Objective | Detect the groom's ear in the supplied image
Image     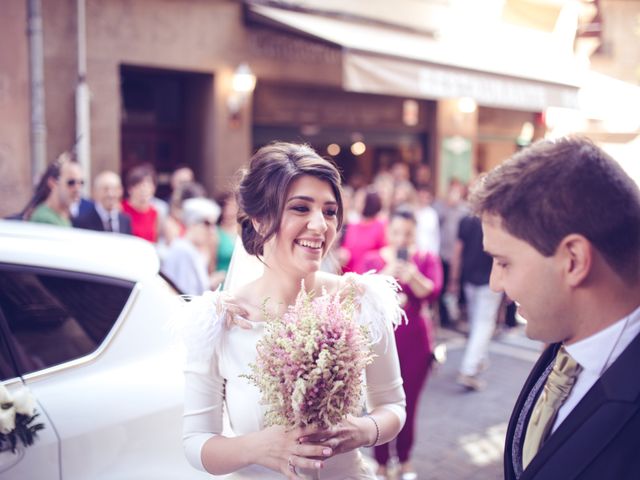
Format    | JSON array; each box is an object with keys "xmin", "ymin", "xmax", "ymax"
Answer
[{"xmin": 557, "ymin": 233, "xmax": 592, "ymax": 288}]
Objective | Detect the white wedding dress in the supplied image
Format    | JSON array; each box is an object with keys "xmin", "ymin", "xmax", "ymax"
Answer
[{"xmin": 181, "ymin": 272, "xmax": 407, "ymax": 479}]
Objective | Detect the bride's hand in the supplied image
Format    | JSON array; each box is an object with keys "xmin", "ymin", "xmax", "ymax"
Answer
[
  {"xmin": 256, "ymin": 425, "xmax": 332, "ymax": 479},
  {"xmin": 299, "ymin": 415, "xmax": 374, "ymax": 458},
  {"xmin": 216, "ymin": 291, "xmax": 252, "ymax": 329}
]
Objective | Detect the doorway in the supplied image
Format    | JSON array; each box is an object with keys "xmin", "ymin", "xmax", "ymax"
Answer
[{"xmin": 120, "ymin": 66, "xmax": 211, "ymax": 199}]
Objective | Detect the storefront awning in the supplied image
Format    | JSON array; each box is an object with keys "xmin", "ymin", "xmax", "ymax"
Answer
[{"xmin": 247, "ymin": 3, "xmax": 581, "ymax": 111}]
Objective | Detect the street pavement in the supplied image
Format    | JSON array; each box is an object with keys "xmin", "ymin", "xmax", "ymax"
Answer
[{"xmin": 365, "ymin": 324, "xmax": 543, "ymax": 480}]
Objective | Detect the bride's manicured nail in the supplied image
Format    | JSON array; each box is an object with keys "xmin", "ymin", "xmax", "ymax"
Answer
[
  {"xmin": 299, "ymin": 437, "xmax": 306, "ymax": 443},
  {"xmin": 315, "ymin": 461, "xmax": 323, "ymax": 469},
  {"xmin": 323, "ymin": 448, "xmax": 332, "ymax": 456}
]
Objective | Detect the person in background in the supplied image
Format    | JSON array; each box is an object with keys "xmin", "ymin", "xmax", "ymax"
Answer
[
  {"xmin": 154, "ymin": 165, "xmax": 195, "ymax": 220},
  {"xmin": 373, "ymin": 171, "xmax": 395, "ymax": 220},
  {"xmin": 413, "ymin": 163, "xmax": 432, "ymax": 186},
  {"xmin": 448, "ymin": 213, "xmax": 503, "ymax": 391},
  {"xmin": 389, "ymin": 161, "xmax": 411, "ymax": 184},
  {"xmin": 415, "ymin": 184, "xmax": 440, "ymax": 255},
  {"xmin": 73, "ymin": 171, "xmax": 132, "ymax": 234},
  {"xmin": 27, "ymin": 153, "xmax": 83, "ymax": 227},
  {"xmin": 161, "ymin": 197, "xmax": 221, "ymax": 295},
  {"xmin": 122, "ymin": 163, "xmax": 159, "ymax": 243},
  {"xmin": 433, "ymin": 179, "xmax": 470, "ymax": 327},
  {"xmin": 168, "ymin": 166, "xmax": 195, "ymax": 200},
  {"xmin": 214, "ymin": 191, "xmax": 239, "ymax": 274},
  {"xmin": 340, "ymin": 189, "xmax": 387, "ymax": 273},
  {"xmin": 341, "ymin": 185, "xmax": 361, "ymax": 224},
  {"xmin": 151, "ymin": 165, "xmax": 194, "ymax": 244},
  {"xmin": 69, "ymin": 195, "xmax": 94, "ymax": 220},
  {"xmin": 323, "ymin": 185, "xmax": 359, "ymax": 274},
  {"xmin": 161, "ymin": 181, "xmax": 207, "ymax": 246},
  {"xmin": 391, "ymin": 180, "xmax": 417, "ymax": 212},
  {"xmin": 360, "ymin": 209, "xmax": 443, "ymax": 480}
]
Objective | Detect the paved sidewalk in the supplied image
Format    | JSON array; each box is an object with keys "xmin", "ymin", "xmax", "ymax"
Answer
[{"xmin": 365, "ymin": 326, "xmax": 542, "ymax": 480}]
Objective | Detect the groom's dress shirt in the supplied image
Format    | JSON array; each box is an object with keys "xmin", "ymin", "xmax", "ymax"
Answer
[
  {"xmin": 505, "ymin": 303, "xmax": 640, "ymax": 480},
  {"xmin": 554, "ymin": 305, "xmax": 640, "ymax": 432}
]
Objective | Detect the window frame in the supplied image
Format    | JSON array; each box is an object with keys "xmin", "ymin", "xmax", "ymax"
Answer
[{"xmin": 0, "ymin": 262, "xmax": 139, "ymax": 379}]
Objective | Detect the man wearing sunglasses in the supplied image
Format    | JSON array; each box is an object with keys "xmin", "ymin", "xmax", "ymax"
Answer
[{"xmin": 30, "ymin": 156, "xmax": 84, "ymax": 227}]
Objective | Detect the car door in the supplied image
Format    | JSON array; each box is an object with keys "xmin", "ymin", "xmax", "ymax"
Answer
[
  {"xmin": 0, "ymin": 261, "xmax": 207, "ymax": 479},
  {"xmin": 0, "ymin": 263, "xmax": 135, "ymax": 480},
  {"xmin": 0, "ymin": 306, "xmax": 60, "ymax": 480}
]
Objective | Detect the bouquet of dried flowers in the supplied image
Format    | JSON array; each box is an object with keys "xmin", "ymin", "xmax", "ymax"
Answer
[
  {"xmin": 0, "ymin": 385, "xmax": 45, "ymax": 453},
  {"xmin": 243, "ymin": 281, "xmax": 374, "ymax": 429}
]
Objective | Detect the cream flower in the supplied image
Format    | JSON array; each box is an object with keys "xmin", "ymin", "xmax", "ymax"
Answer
[
  {"xmin": 0, "ymin": 385, "xmax": 11, "ymax": 404},
  {"xmin": 0, "ymin": 385, "xmax": 16, "ymax": 435},
  {"xmin": 12, "ymin": 388, "xmax": 36, "ymax": 417}
]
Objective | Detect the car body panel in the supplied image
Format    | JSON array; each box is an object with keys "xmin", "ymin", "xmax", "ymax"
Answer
[{"xmin": 0, "ymin": 220, "xmax": 159, "ymax": 283}]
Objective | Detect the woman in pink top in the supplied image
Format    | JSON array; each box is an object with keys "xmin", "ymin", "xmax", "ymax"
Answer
[
  {"xmin": 122, "ymin": 164, "xmax": 159, "ymax": 243},
  {"xmin": 341, "ymin": 189, "xmax": 387, "ymax": 273},
  {"xmin": 359, "ymin": 209, "xmax": 443, "ymax": 480}
]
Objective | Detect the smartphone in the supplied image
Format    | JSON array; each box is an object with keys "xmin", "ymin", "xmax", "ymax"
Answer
[{"xmin": 396, "ymin": 247, "xmax": 409, "ymax": 261}]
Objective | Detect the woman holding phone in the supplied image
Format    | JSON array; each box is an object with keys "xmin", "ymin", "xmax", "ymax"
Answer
[{"xmin": 358, "ymin": 209, "xmax": 443, "ymax": 480}]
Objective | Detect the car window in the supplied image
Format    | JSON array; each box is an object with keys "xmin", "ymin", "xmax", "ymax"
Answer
[
  {"xmin": 0, "ymin": 307, "xmax": 20, "ymax": 381},
  {"xmin": 0, "ymin": 265, "xmax": 135, "ymax": 376}
]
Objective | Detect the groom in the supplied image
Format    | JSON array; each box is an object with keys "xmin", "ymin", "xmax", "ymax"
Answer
[{"xmin": 470, "ymin": 137, "xmax": 640, "ymax": 479}]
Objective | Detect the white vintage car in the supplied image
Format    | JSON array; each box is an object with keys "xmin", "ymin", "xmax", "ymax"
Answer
[{"xmin": 0, "ymin": 220, "xmax": 209, "ymax": 479}]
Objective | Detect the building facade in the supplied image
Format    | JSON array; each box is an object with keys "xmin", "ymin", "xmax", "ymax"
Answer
[{"xmin": 0, "ymin": 0, "xmax": 583, "ymax": 216}]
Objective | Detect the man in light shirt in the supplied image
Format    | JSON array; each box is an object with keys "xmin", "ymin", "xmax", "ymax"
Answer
[
  {"xmin": 473, "ymin": 137, "xmax": 640, "ymax": 480},
  {"xmin": 73, "ymin": 171, "xmax": 132, "ymax": 234}
]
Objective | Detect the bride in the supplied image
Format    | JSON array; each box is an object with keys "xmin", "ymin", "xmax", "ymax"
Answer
[{"xmin": 182, "ymin": 143, "xmax": 406, "ymax": 479}]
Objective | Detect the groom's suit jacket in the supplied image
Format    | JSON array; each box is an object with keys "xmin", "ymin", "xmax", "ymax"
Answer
[{"xmin": 504, "ymin": 331, "xmax": 640, "ymax": 480}]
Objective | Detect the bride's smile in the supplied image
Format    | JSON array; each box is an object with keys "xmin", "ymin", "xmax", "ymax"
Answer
[{"xmin": 264, "ymin": 175, "xmax": 339, "ymax": 275}]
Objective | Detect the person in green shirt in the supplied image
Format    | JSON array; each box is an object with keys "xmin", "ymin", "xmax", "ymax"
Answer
[
  {"xmin": 24, "ymin": 153, "xmax": 84, "ymax": 227},
  {"xmin": 215, "ymin": 191, "xmax": 239, "ymax": 274}
]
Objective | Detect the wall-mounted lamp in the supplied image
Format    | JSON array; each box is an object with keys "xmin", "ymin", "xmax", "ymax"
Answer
[
  {"xmin": 457, "ymin": 97, "xmax": 477, "ymax": 114},
  {"xmin": 327, "ymin": 143, "xmax": 341, "ymax": 156},
  {"xmin": 351, "ymin": 141, "xmax": 366, "ymax": 156},
  {"xmin": 228, "ymin": 63, "xmax": 257, "ymax": 126}
]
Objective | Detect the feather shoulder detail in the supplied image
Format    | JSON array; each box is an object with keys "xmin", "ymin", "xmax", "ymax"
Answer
[
  {"xmin": 343, "ymin": 271, "xmax": 407, "ymax": 350},
  {"xmin": 172, "ymin": 289, "xmax": 226, "ymax": 374}
]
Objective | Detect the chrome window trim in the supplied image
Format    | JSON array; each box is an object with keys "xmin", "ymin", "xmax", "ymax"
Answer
[{"xmin": 0, "ymin": 377, "xmax": 24, "ymax": 388}]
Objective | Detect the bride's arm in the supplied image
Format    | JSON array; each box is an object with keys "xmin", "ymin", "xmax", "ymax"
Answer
[
  {"xmin": 184, "ymin": 361, "xmax": 330, "ymax": 476},
  {"xmin": 362, "ymin": 317, "xmax": 406, "ymax": 445}
]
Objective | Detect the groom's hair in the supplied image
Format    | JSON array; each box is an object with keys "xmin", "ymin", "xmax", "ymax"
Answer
[
  {"xmin": 471, "ymin": 136, "xmax": 640, "ymax": 283},
  {"xmin": 237, "ymin": 142, "xmax": 344, "ymax": 257}
]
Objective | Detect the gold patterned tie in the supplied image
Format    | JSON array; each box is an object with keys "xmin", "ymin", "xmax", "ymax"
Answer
[{"xmin": 522, "ymin": 346, "xmax": 582, "ymax": 468}]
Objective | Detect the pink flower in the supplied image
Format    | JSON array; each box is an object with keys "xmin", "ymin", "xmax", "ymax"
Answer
[{"xmin": 242, "ymin": 281, "xmax": 374, "ymax": 429}]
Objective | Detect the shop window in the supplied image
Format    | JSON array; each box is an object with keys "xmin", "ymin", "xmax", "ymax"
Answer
[{"xmin": 0, "ymin": 266, "xmax": 134, "ymax": 376}]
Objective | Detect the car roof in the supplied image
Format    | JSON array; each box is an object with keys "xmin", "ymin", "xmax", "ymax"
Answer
[{"xmin": 0, "ymin": 220, "xmax": 160, "ymax": 282}]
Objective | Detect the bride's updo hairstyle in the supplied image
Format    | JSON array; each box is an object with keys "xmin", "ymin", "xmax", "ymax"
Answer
[{"xmin": 237, "ymin": 142, "xmax": 344, "ymax": 257}]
